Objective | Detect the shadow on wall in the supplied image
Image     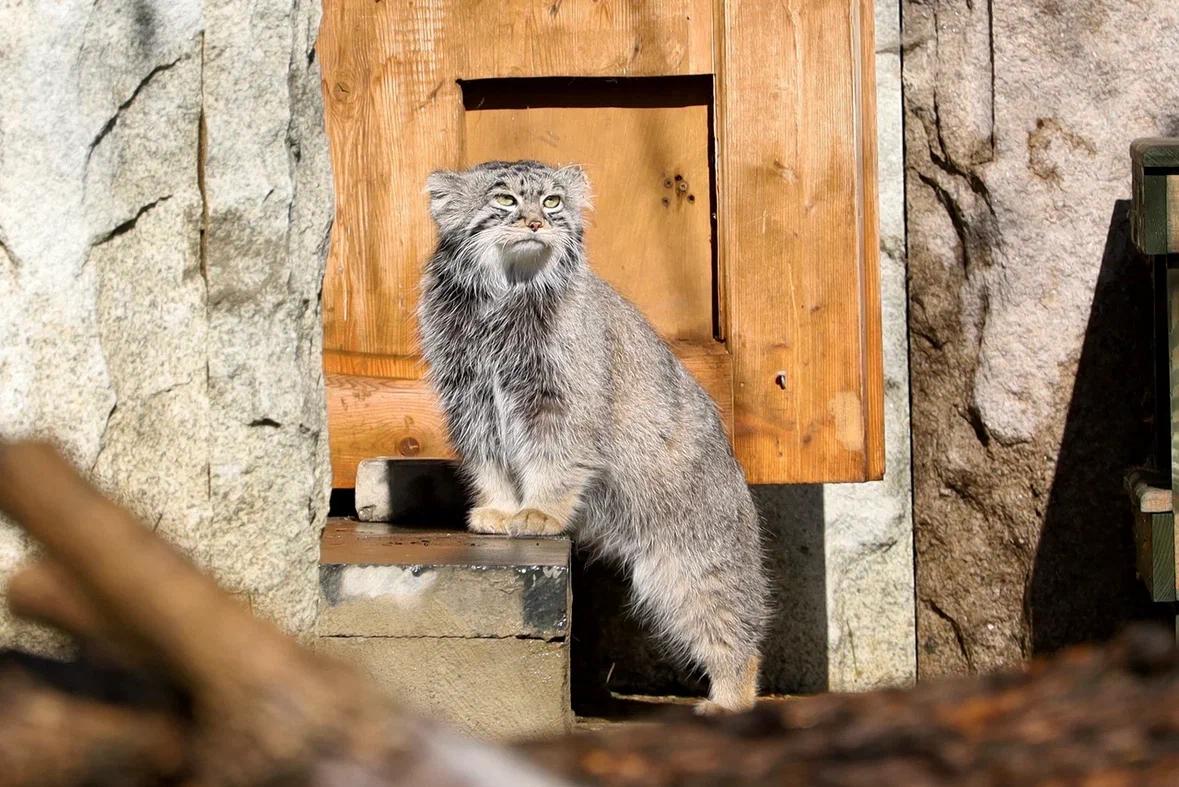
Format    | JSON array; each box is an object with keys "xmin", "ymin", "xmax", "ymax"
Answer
[
  {"xmin": 754, "ymin": 484, "xmax": 828, "ymax": 694},
  {"xmin": 1027, "ymin": 200, "xmax": 1166, "ymax": 653},
  {"xmin": 571, "ymin": 484, "xmax": 827, "ymax": 714}
]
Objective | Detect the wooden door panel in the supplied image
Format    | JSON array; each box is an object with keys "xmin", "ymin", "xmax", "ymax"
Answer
[
  {"xmin": 717, "ymin": 0, "xmax": 883, "ymax": 482},
  {"xmin": 465, "ymin": 99, "xmax": 714, "ymax": 344},
  {"xmin": 328, "ymin": 344, "xmax": 734, "ymax": 487},
  {"xmin": 318, "ymin": 1, "xmax": 463, "ymax": 362},
  {"xmin": 318, "ymin": 0, "xmax": 716, "ymax": 363},
  {"xmin": 318, "ymin": 0, "xmax": 884, "ymax": 486}
]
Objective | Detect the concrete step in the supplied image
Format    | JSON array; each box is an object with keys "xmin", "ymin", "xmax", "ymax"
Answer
[{"xmin": 316, "ymin": 518, "xmax": 572, "ymax": 741}]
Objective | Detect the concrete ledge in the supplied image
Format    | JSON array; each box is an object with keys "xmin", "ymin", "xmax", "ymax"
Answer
[
  {"xmin": 316, "ymin": 636, "xmax": 568, "ymax": 741},
  {"xmin": 320, "ymin": 562, "xmax": 569, "ymax": 639},
  {"xmin": 317, "ymin": 518, "xmax": 572, "ymax": 740}
]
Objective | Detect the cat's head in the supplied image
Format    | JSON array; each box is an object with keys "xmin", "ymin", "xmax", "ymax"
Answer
[{"xmin": 425, "ymin": 160, "xmax": 591, "ymax": 284}]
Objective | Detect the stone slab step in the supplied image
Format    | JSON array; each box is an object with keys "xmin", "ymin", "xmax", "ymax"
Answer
[{"xmin": 316, "ymin": 518, "xmax": 572, "ymax": 741}]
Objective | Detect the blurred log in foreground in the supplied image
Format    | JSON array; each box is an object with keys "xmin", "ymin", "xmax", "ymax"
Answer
[
  {"xmin": 2, "ymin": 438, "xmax": 1179, "ymax": 786},
  {"xmin": 524, "ymin": 625, "xmax": 1179, "ymax": 785},
  {"xmin": 0, "ymin": 440, "xmax": 563, "ymax": 787}
]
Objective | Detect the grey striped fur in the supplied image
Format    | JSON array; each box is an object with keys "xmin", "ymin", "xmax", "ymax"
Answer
[{"xmin": 418, "ymin": 160, "xmax": 768, "ymax": 713}]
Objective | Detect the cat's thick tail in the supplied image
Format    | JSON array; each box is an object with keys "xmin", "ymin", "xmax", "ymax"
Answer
[{"xmin": 630, "ymin": 543, "xmax": 768, "ymax": 714}]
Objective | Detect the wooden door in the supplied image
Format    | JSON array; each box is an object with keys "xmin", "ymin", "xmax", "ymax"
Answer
[{"xmin": 318, "ymin": 0, "xmax": 883, "ymax": 486}]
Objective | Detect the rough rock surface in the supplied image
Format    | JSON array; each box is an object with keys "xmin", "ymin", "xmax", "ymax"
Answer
[
  {"xmin": 0, "ymin": 0, "xmax": 331, "ymax": 645},
  {"xmin": 904, "ymin": 0, "xmax": 1179, "ymax": 676}
]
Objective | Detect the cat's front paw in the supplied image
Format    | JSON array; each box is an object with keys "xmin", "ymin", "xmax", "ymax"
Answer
[
  {"xmin": 507, "ymin": 508, "xmax": 567, "ymax": 536},
  {"xmin": 467, "ymin": 506, "xmax": 512, "ymax": 535}
]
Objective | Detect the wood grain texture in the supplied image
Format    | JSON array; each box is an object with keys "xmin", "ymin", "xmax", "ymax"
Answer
[
  {"xmin": 327, "ymin": 345, "xmax": 734, "ymax": 486},
  {"xmin": 321, "ymin": 518, "xmax": 570, "ymax": 568},
  {"xmin": 319, "ymin": 0, "xmax": 714, "ymax": 363},
  {"xmin": 1130, "ymin": 138, "xmax": 1179, "ymax": 255},
  {"xmin": 1133, "ymin": 510, "xmax": 1177, "ymax": 603},
  {"xmin": 1133, "ymin": 170, "xmax": 1170, "ymax": 256},
  {"xmin": 717, "ymin": 0, "xmax": 883, "ymax": 483},
  {"xmin": 319, "ymin": 0, "xmax": 884, "ymax": 485},
  {"xmin": 460, "ymin": 0, "xmax": 714, "ymax": 78},
  {"xmin": 1170, "ymin": 267, "xmax": 1179, "ymax": 567},
  {"xmin": 1169, "ymin": 175, "xmax": 1179, "ymax": 253},
  {"xmin": 327, "ymin": 374, "xmax": 452, "ymax": 488},
  {"xmin": 323, "ymin": 350, "xmax": 424, "ymax": 381},
  {"xmin": 318, "ymin": 0, "xmax": 464, "ymax": 361},
  {"xmin": 1127, "ymin": 468, "xmax": 1173, "ymax": 514},
  {"xmin": 466, "ymin": 104, "xmax": 715, "ymax": 343},
  {"xmin": 1128, "ymin": 466, "xmax": 1178, "ymax": 601},
  {"xmin": 855, "ymin": 0, "xmax": 885, "ymax": 480},
  {"xmin": 1133, "ymin": 138, "xmax": 1179, "ymax": 169}
]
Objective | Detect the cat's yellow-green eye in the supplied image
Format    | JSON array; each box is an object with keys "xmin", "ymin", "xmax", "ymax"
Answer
[
  {"xmin": 542, "ymin": 195, "xmax": 562, "ymax": 209},
  {"xmin": 493, "ymin": 194, "xmax": 517, "ymax": 207}
]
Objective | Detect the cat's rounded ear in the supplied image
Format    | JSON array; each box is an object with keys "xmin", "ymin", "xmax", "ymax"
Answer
[
  {"xmin": 425, "ymin": 170, "xmax": 468, "ymax": 229},
  {"xmin": 556, "ymin": 164, "xmax": 593, "ymax": 210}
]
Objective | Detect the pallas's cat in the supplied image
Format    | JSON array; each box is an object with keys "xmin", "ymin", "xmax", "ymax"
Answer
[{"xmin": 418, "ymin": 160, "xmax": 768, "ymax": 713}]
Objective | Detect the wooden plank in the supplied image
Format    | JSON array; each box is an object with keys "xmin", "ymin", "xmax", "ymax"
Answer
[
  {"xmin": 717, "ymin": 0, "xmax": 883, "ymax": 483},
  {"xmin": 1132, "ymin": 509, "xmax": 1176, "ymax": 603},
  {"xmin": 1131, "ymin": 138, "xmax": 1179, "ymax": 255},
  {"xmin": 1138, "ymin": 485, "xmax": 1173, "ymax": 515},
  {"xmin": 465, "ymin": 102, "xmax": 715, "ymax": 344},
  {"xmin": 1170, "ymin": 267, "xmax": 1179, "ymax": 568},
  {"xmin": 1126, "ymin": 468, "xmax": 1173, "ymax": 514},
  {"xmin": 855, "ymin": 0, "xmax": 884, "ymax": 480},
  {"xmin": 318, "ymin": 0, "xmax": 464, "ymax": 361},
  {"xmin": 459, "ymin": 0, "xmax": 714, "ymax": 78},
  {"xmin": 327, "ymin": 374, "xmax": 452, "ymax": 488},
  {"xmin": 1170, "ymin": 175, "xmax": 1179, "ymax": 253},
  {"xmin": 323, "ymin": 350, "xmax": 423, "ymax": 381},
  {"xmin": 1133, "ymin": 137, "xmax": 1179, "ymax": 169},
  {"xmin": 321, "ymin": 518, "xmax": 570, "ymax": 568},
  {"xmin": 1155, "ymin": 259, "xmax": 1172, "ymax": 473},
  {"xmin": 1133, "ymin": 170, "xmax": 1170, "ymax": 256},
  {"xmin": 327, "ymin": 343, "xmax": 734, "ymax": 486},
  {"xmin": 1159, "ymin": 513, "xmax": 1178, "ymax": 602}
]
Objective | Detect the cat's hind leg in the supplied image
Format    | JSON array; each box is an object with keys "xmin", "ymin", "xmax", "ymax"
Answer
[
  {"xmin": 631, "ymin": 549, "xmax": 765, "ymax": 715},
  {"xmin": 695, "ymin": 653, "xmax": 761, "ymax": 716}
]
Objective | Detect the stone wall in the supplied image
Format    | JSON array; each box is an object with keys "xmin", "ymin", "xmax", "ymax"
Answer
[
  {"xmin": 904, "ymin": 0, "xmax": 1179, "ymax": 676},
  {"xmin": 0, "ymin": 0, "xmax": 332, "ymax": 646}
]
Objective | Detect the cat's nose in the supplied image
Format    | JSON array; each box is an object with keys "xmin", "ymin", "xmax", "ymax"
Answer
[{"xmin": 527, "ymin": 219, "xmax": 543, "ymax": 231}]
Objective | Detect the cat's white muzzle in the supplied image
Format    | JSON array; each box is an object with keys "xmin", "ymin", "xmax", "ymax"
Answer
[{"xmin": 499, "ymin": 236, "xmax": 553, "ymax": 284}]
